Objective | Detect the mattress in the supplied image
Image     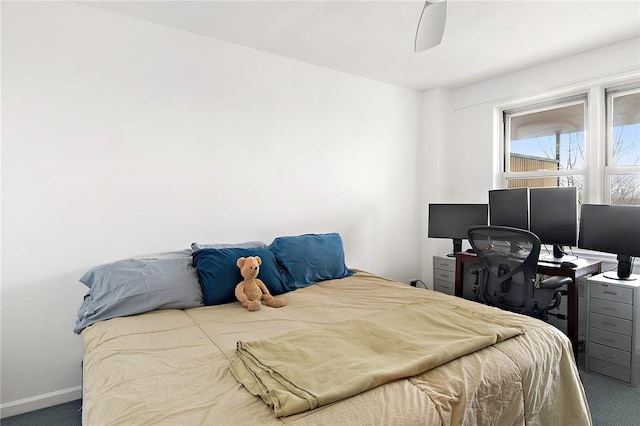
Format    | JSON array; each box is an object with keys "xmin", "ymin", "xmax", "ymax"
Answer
[{"xmin": 81, "ymin": 271, "xmax": 591, "ymax": 425}]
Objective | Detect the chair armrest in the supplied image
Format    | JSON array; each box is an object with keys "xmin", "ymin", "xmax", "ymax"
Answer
[{"xmin": 540, "ymin": 276, "xmax": 572, "ymax": 290}]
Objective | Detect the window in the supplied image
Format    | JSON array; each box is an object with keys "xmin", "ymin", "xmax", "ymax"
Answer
[
  {"xmin": 503, "ymin": 95, "xmax": 587, "ymax": 201},
  {"xmin": 606, "ymin": 87, "xmax": 640, "ymax": 205},
  {"xmin": 502, "ymin": 85, "xmax": 640, "ymax": 207}
]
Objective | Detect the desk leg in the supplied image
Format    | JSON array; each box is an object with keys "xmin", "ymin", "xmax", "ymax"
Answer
[
  {"xmin": 454, "ymin": 256, "xmax": 463, "ymax": 297},
  {"xmin": 567, "ymin": 276, "xmax": 578, "ymax": 359}
]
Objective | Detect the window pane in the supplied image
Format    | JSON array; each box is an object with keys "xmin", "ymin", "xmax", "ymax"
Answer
[
  {"xmin": 508, "ymin": 103, "xmax": 585, "ymax": 172},
  {"xmin": 610, "ymin": 173, "xmax": 640, "ymax": 206},
  {"xmin": 506, "ymin": 176, "xmax": 584, "ymax": 202},
  {"xmin": 610, "ymin": 92, "xmax": 640, "ymax": 167}
]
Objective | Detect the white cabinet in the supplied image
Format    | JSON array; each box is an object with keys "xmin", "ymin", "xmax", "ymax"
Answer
[
  {"xmin": 433, "ymin": 255, "xmax": 455, "ymax": 295},
  {"xmin": 586, "ymin": 273, "xmax": 640, "ymax": 386}
]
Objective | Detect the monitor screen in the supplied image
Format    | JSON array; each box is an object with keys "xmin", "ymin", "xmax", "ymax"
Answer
[
  {"xmin": 579, "ymin": 204, "xmax": 640, "ymax": 279},
  {"xmin": 428, "ymin": 203, "xmax": 488, "ymax": 255},
  {"xmin": 529, "ymin": 186, "xmax": 578, "ymax": 256},
  {"xmin": 489, "ymin": 188, "xmax": 529, "ymax": 230}
]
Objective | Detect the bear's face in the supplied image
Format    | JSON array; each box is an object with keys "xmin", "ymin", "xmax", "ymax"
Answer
[{"xmin": 237, "ymin": 256, "xmax": 262, "ymax": 280}]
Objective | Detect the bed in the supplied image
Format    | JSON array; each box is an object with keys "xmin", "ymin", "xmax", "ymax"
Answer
[{"xmin": 76, "ymin": 234, "xmax": 591, "ymax": 425}]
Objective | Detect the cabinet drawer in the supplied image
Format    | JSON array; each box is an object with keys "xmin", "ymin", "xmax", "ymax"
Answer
[
  {"xmin": 589, "ymin": 312, "xmax": 633, "ymax": 336},
  {"xmin": 588, "ymin": 357, "xmax": 631, "ymax": 383},
  {"xmin": 434, "ymin": 279, "xmax": 454, "ymax": 295},
  {"xmin": 434, "ymin": 269, "xmax": 455, "ymax": 283},
  {"xmin": 433, "ymin": 259, "xmax": 455, "ymax": 272},
  {"xmin": 590, "ymin": 282, "xmax": 634, "ymax": 304},
  {"xmin": 589, "ymin": 298, "xmax": 633, "ymax": 320},
  {"xmin": 589, "ymin": 328, "xmax": 632, "ymax": 352},
  {"xmin": 588, "ymin": 342, "xmax": 631, "ymax": 367}
]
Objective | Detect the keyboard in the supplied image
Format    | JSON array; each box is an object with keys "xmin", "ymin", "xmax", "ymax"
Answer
[
  {"xmin": 540, "ymin": 259, "xmax": 564, "ymax": 265},
  {"xmin": 538, "ymin": 258, "xmax": 578, "ymax": 268}
]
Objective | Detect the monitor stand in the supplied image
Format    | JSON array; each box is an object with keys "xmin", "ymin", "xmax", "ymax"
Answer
[
  {"xmin": 538, "ymin": 245, "xmax": 572, "ymax": 263},
  {"xmin": 552, "ymin": 244, "xmax": 564, "ymax": 259},
  {"xmin": 447, "ymin": 238, "xmax": 463, "ymax": 257},
  {"xmin": 604, "ymin": 254, "xmax": 637, "ymax": 281}
]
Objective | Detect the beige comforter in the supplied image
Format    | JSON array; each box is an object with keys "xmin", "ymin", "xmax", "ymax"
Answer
[{"xmin": 82, "ymin": 271, "xmax": 591, "ymax": 425}]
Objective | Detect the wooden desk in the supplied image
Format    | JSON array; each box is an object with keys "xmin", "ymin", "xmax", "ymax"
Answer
[{"xmin": 454, "ymin": 252, "xmax": 601, "ymax": 357}]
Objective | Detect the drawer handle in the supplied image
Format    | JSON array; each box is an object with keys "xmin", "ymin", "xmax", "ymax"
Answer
[
  {"xmin": 602, "ymin": 337, "xmax": 616, "ymax": 343},
  {"xmin": 602, "ymin": 307, "xmax": 618, "ymax": 312},
  {"xmin": 603, "ymin": 291, "xmax": 618, "ymax": 295},
  {"xmin": 602, "ymin": 322, "xmax": 617, "ymax": 328}
]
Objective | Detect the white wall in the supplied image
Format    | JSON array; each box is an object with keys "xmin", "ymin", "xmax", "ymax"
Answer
[
  {"xmin": 418, "ymin": 88, "xmax": 453, "ymax": 289},
  {"xmin": 421, "ymin": 38, "xmax": 640, "ymax": 282},
  {"xmin": 1, "ymin": 3, "xmax": 422, "ymax": 414}
]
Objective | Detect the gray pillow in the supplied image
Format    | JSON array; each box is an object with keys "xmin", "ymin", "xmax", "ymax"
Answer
[
  {"xmin": 74, "ymin": 256, "xmax": 203, "ymax": 334},
  {"xmin": 79, "ymin": 249, "xmax": 194, "ymax": 289},
  {"xmin": 191, "ymin": 241, "xmax": 267, "ymax": 252}
]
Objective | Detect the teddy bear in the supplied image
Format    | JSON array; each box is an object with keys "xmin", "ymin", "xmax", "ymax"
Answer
[{"xmin": 235, "ymin": 256, "xmax": 286, "ymax": 311}]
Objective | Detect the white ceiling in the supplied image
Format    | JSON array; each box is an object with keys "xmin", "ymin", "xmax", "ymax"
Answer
[{"xmin": 88, "ymin": 0, "xmax": 640, "ymax": 91}]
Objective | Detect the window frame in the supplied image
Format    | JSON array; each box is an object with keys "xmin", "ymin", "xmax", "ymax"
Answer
[
  {"xmin": 497, "ymin": 80, "xmax": 639, "ymax": 206},
  {"xmin": 502, "ymin": 94, "xmax": 588, "ymax": 190},
  {"xmin": 604, "ymin": 85, "xmax": 640, "ymax": 204},
  {"xmin": 493, "ymin": 74, "xmax": 639, "ymax": 266}
]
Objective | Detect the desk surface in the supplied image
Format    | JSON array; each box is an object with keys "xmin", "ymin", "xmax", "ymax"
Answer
[
  {"xmin": 454, "ymin": 251, "xmax": 601, "ymax": 273},
  {"xmin": 535, "ymin": 257, "xmax": 602, "ymax": 275}
]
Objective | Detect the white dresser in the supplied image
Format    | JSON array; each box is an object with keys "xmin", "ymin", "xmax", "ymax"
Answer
[
  {"xmin": 433, "ymin": 255, "xmax": 456, "ymax": 295},
  {"xmin": 586, "ymin": 273, "xmax": 639, "ymax": 386}
]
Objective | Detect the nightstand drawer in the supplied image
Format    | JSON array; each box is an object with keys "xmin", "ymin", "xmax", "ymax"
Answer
[
  {"xmin": 434, "ymin": 258, "xmax": 455, "ymax": 272},
  {"xmin": 589, "ymin": 312, "xmax": 632, "ymax": 336},
  {"xmin": 588, "ymin": 357, "xmax": 631, "ymax": 383},
  {"xmin": 589, "ymin": 328, "xmax": 632, "ymax": 352},
  {"xmin": 589, "ymin": 298, "xmax": 633, "ymax": 320},
  {"xmin": 434, "ymin": 269, "xmax": 455, "ymax": 282},
  {"xmin": 434, "ymin": 279, "xmax": 454, "ymax": 295},
  {"xmin": 590, "ymin": 282, "xmax": 634, "ymax": 304}
]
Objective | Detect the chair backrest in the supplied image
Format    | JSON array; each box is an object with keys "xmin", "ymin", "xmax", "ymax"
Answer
[{"xmin": 467, "ymin": 225, "xmax": 541, "ymax": 310}]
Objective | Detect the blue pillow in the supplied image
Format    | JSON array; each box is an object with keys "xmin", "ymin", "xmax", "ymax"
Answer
[
  {"xmin": 192, "ymin": 248, "xmax": 289, "ymax": 306},
  {"xmin": 268, "ymin": 233, "xmax": 353, "ymax": 288}
]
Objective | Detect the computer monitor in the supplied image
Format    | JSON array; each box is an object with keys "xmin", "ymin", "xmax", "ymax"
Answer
[
  {"xmin": 428, "ymin": 203, "xmax": 488, "ymax": 256},
  {"xmin": 489, "ymin": 188, "xmax": 529, "ymax": 230},
  {"xmin": 529, "ymin": 187, "xmax": 578, "ymax": 260},
  {"xmin": 578, "ymin": 204, "xmax": 640, "ymax": 280}
]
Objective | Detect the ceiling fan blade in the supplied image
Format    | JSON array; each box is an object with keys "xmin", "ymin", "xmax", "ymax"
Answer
[{"xmin": 414, "ymin": 0, "xmax": 447, "ymax": 52}]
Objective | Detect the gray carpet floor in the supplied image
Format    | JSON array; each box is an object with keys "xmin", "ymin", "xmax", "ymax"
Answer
[
  {"xmin": 1, "ymin": 399, "xmax": 81, "ymax": 426},
  {"xmin": 2, "ymin": 358, "xmax": 638, "ymax": 425}
]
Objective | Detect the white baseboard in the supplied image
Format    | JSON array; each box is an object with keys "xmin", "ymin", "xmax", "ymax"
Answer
[{"xmin": 0, "ymin": 386, "xmax": 82, "ymax": 419}]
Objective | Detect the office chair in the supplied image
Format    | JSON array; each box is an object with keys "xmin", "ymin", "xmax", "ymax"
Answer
[{"xmin": 467, "ymin": 225, "xmax": 570, "ymax": 321}]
